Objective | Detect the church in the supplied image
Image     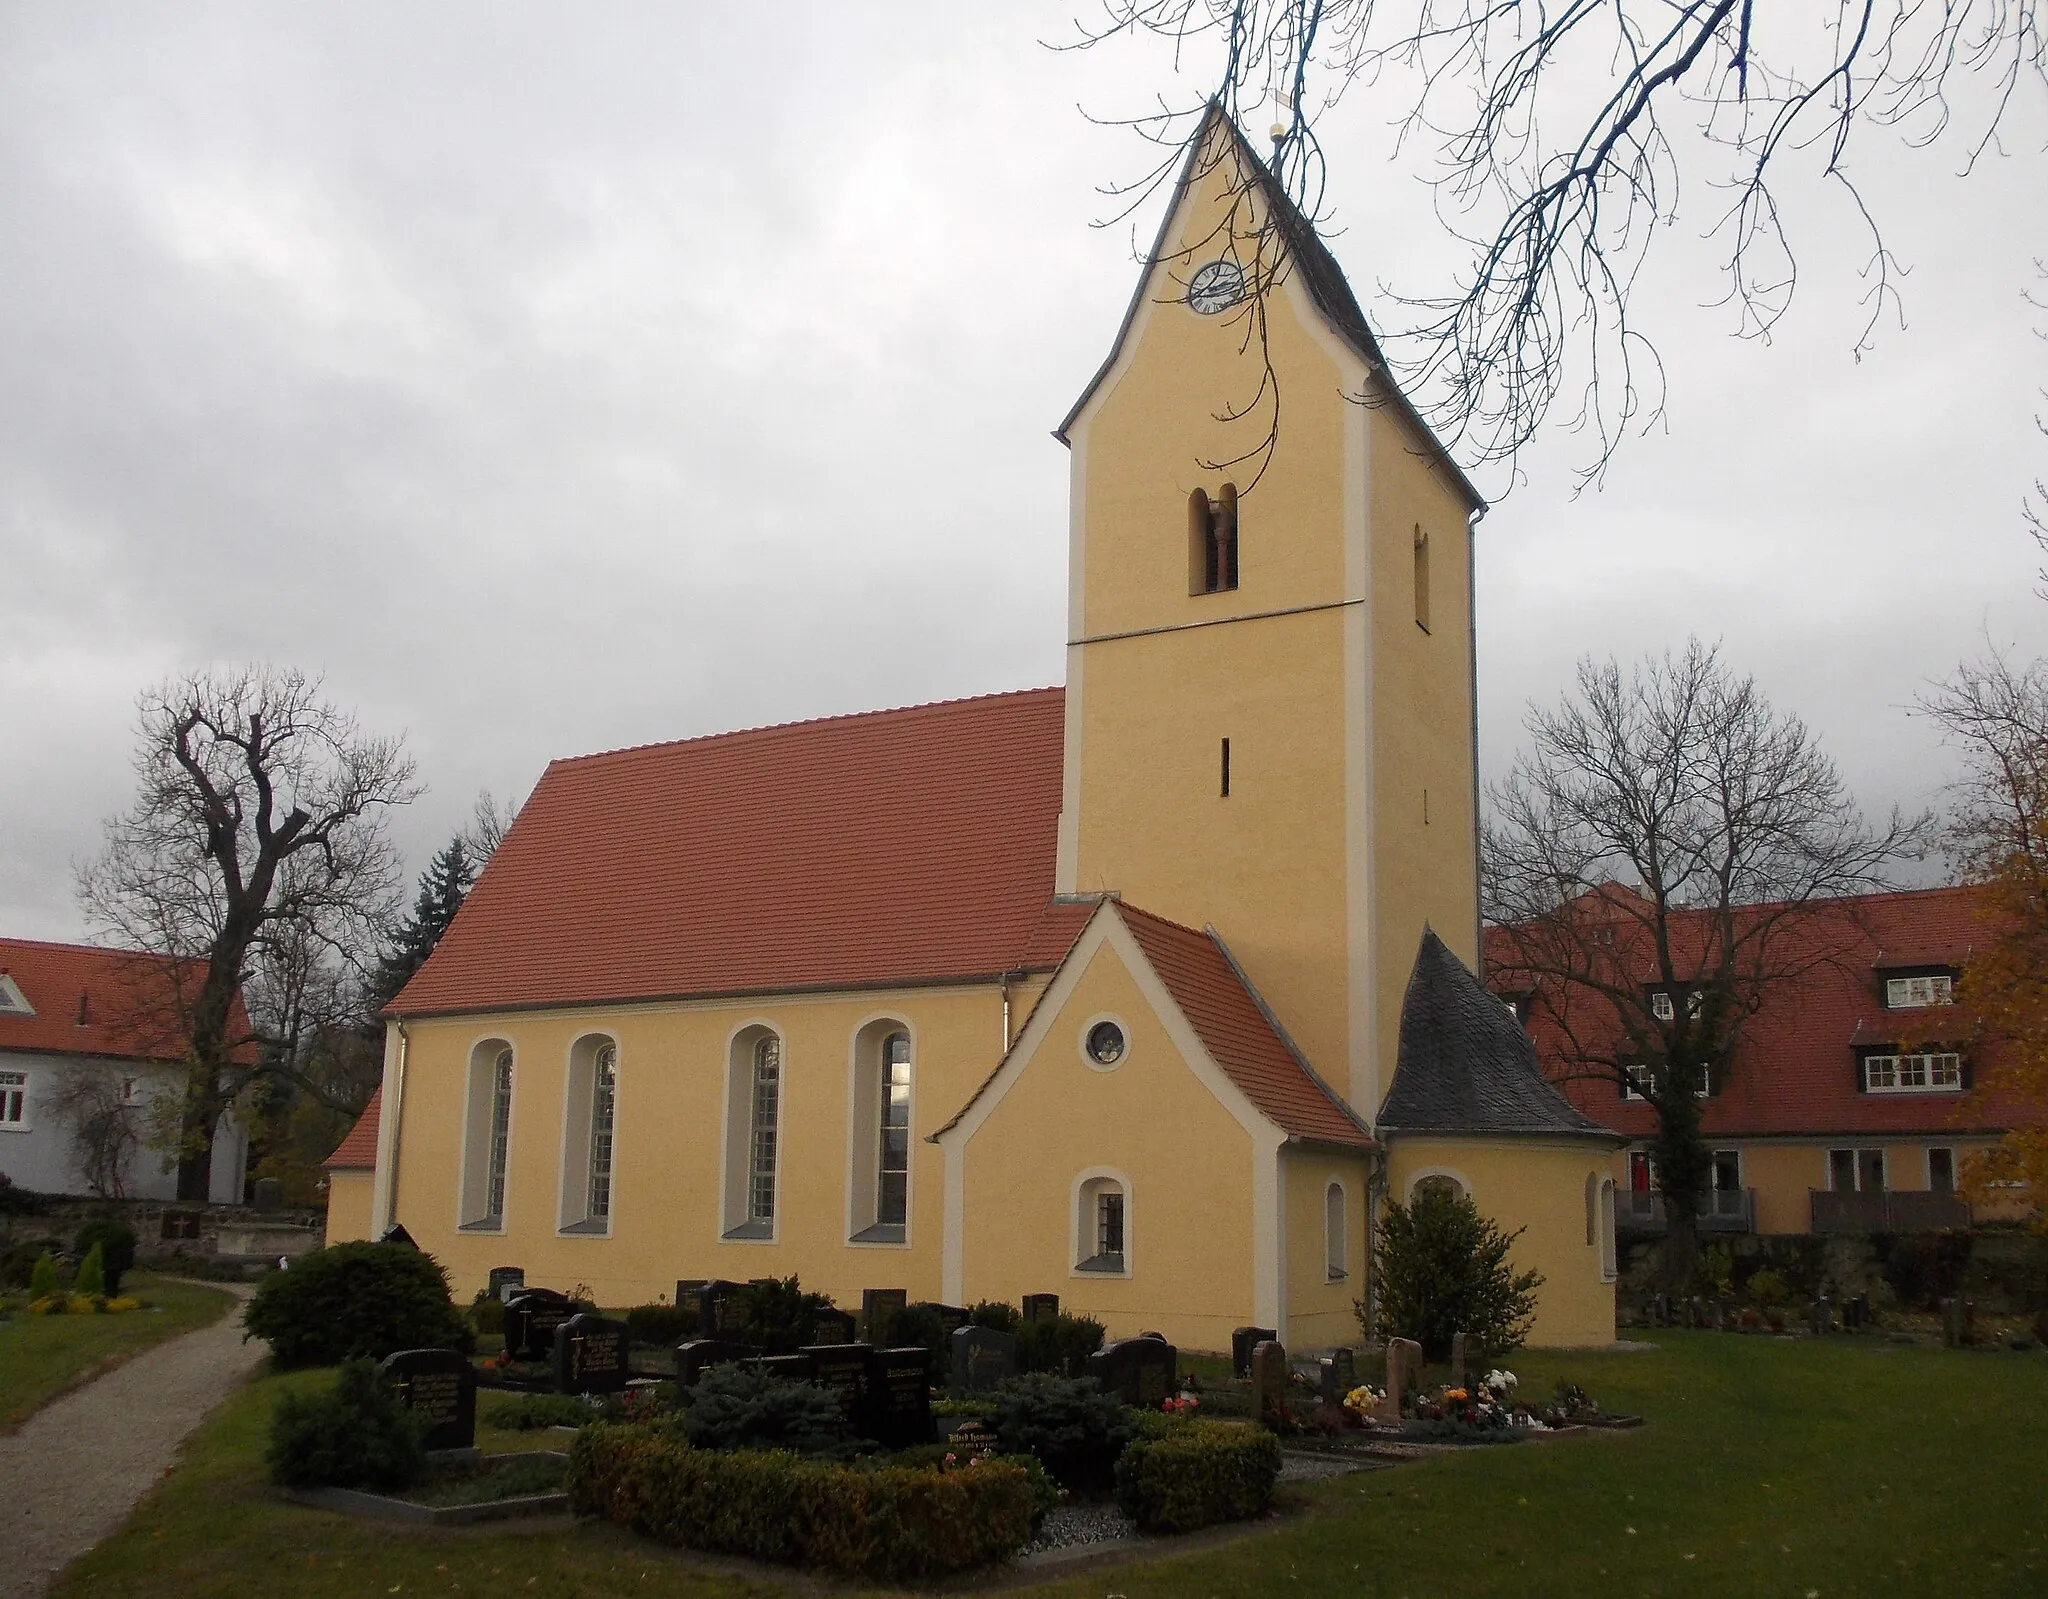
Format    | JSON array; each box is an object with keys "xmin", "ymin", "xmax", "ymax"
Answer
[{"xmin": 327, "ymin": 107, "xmax": 1622, "ymax": 1350}]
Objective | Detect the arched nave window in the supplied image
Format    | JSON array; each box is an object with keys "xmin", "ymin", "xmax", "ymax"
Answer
[{"xmin": 459, "ymin": 1039, "xmax": 514, "ymax": 1229}]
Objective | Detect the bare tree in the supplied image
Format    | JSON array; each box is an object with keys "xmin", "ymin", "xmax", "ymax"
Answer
[
  {"xmin": 47, "ymin": 1069, "xmax": 144, "ymax": 1199},
  {"xmin": 1070, "ymin": 3, "xmax": 2044, "ymax": 482},
  {"xmin": 1484, "ymin": 639, "xmax": 1931, "ymax": 1285},
  {"xmin": 77, "ymin": 666, "xmax": 419, "ymax": 1201}
]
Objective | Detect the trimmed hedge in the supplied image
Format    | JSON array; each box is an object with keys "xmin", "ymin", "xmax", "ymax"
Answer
[
  {"xmin": 244, "ymin": 1241, "xmax": 474, "ymax": 1367},
  {"xmin": 1114, "ymin": 1420, "xmax": 1281, "ymax": 1534},
  {"xmin": 567, "ymin": 1424, "xmax": 1037, "ymax": 1580}
]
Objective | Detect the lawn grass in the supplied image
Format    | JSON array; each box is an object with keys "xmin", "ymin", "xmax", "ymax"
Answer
[
  {"xmin": 52, "ymin": 1333, "xmax": 2048, "ymax": 1598},
  {"xmin": 0, "ymin": 1273, "xmax": 235, "ymax": 1431}
]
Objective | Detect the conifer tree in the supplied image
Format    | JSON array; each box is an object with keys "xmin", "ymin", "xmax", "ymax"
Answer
[{"xmin": 370, "ymin": 838, "xmax": 476, "ymax": 1009}]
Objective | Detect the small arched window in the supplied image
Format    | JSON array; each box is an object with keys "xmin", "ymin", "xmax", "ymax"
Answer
[
  {"xmin": 1412, "ymin": 1172, "xmax": 1467, "ymax": 1205},
  {"xmin": 1075, "ymin": 1173, "xmax": 1129, "ymax": 1274},
  {"xmin": 1188, "ymin": 484, "xmax": 1239, "ymax": 594},
  {"xmin": 1413, "ymin": 523, "xmax": 1431, "ymax": 632},
  {"xmin": 1598, "ymin": 1178, "xmax": 1619, "ymax": 1282},
  {"xmin": 1325, "ymin": 1181, "xmax": 1347, "ymax": 1281},
  {"xmin": 460, "ymin": 1039, "xmax": 514, "ymax": 1229}
]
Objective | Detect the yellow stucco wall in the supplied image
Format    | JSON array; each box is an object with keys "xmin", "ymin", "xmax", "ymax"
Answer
[
  {"xmin": 383, "ymin": 983, "xmax": 1012, "ymax": 1309},
  {"xmin": 953, "ymin": 937, "xmax": 1261, "ymax": 1351},
  {"xmin": 1282, "ymin": 1147, "xmax": 1370, "ymax": 1350},
  {"xmin": 324, "ymin": 1170, "xmax": 374, "ymax": 1245},
  {"xmin": 1388, "ymin": 1137, "xmax": 1617, "ymax": 1348}
]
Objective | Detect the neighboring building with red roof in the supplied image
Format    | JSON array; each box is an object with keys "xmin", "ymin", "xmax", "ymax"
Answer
[
  {"xmin": 347, "ymin": 109, "xmax": 1624, "ymax": 1349},
  {"xmin": 1, "ymin": 937, "xmax": 250, "ymax": 1202},
  {"xmin": 1486, "ymin": 884, "xmax": 2022, "ymax": 1236}
]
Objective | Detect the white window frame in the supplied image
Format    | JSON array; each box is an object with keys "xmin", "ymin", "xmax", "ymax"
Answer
[
  {"xmin": 1862, "ymin": 1051, "xmax": 1963, "ymax": 1095},
  {"xmin": 1621, "ymin": 1062, "xmax": 1711, "ymax": 1100},
  {"xmin": 557, "ymin": 1033, "xmax": 620, "ymax": 1236},
  {"xmin": 721, "ymin": 1023, "xmax": 784, "ymax": 1242},
  {"xmin": 0, "ymin": 975, "xmax": 35, "ymax": 1016},
  {"xmin": 458, "ymin": 1038, "xmax": 516, "ymax": 1230},
  {"xmin": 1885, "ymin": 974, "xmax": 1954, "ymax": 1009},
  {"xmin": 1650, "ymin": 991, "xmax": 1675, "ymax": 1022},
  {"xmin": 1324, "ymin": 1181, "xmax": 1348, "ymax": 1281},
  {"xmin": 1071, "ymin": 1168, "xmax": 1132, "ymax": 1277},
  {"xmin": 0, "ymin": 1066, "xmax": 29, "ymax": 1130},
  {"xmin": 846, "ymin": 1017, "xmax": 914, "ymax": 1246}
]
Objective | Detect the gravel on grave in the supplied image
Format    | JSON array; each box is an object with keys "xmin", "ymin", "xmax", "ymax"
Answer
[{"xmin": 1020, "ymin": 1503, "xmax": 1139, "ymax": 1555}]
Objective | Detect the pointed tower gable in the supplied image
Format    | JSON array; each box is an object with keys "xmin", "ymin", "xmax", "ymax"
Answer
[{"xmin": 1380, "ymin": 929, "xmax": 1620, "ymax": 1140}]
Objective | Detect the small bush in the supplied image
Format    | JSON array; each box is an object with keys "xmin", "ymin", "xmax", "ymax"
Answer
[
  {"xmin": 568, "ymin": 1423, "xmax": 1036, "ymax": 1580},
  {"xmin": 738, "ymin": 1276, "xmax": 838, "ymax": 1351},
  {"xmin": 968, "ymin": 1300, "xmax": 1021, "ymax": 1333},
  {"xmin": 986, "ymin": 1372, "xmax": 1139, "ymax": 1491},
  {"xmin": 679, "ymin": 1363, "xmax": 847, "ymax": 1454},
  {"xmin": 74, "ymin": 1242, "xmax": 106, "ymax": 1297},
  {"xmin": 1876, "ymin": 1231, "xmax": 1973, "ymax": 1311},
  {"xmin": 1747, "ymin": 1268, "xmax": 1792, "ymax": 1308},
  {"xmin": 880, "ymin": 1303, "xmax": 948, "ymax": 1366},
  {"xmin": 625, "ymin": 1301, "xmax": 692, "ymax": 1346},
  {"xmin": 485, "ymin": 1392, "xmax": 598, "ymax": 1431},
  {"xmin": 0, "ymin": 1172, "xmax": 53, "ymax": 1216},
  {"xmin": 1115, "ymin": 1420, "xmax": 1281, "ymax": 1533},
  {"xmin": 268, "ymin": 1359, "xmax": 427, "ymax": 1490},
  {"xmin": 1016, "ymin": 1311, "xmax": 1106, "ymax": 1377},
  {"xmin": 29, "ymin": 1251, "xmax": 59, "ymax": 1300},
  {"xmin": 3, "ymin": 1238, "xmax": 58, "ymax": 1287},
  {"xmin": 1368, "ymin": 1185, "xmax": 1542, "ymax": 1362},
  {"xmin": 73, "ymin": 1218, "xmax": 137, "ymax": 1295},
  {"xmin": 243, "ymin": 1241, "xmax": 473, "ymax": 1367}
]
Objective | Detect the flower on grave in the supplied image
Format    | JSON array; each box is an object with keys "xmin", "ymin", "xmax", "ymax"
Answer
[
  {"xmin": 1444, "ymin": 1387, "xmax": 1469, "ymax": 1403},
  {"xmin": 1342, "ymin": 1385, "xmax": 1384, "ymax": 1415},
  {"xmin": 1483, "ymin": 1369, "xmax": 1518, "ymax": 1395},
  {"xmin": 944, "ymin": 1452, "xmax": 958, "ymax": 1467},
  {"xmin": 1162, "ymin": 1394, "xmax": 1200, "ymax": 1415}
]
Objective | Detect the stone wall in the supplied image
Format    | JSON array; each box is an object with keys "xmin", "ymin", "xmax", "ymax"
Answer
[{"xmin": 0, "ymin": 1194, "xmax": 325, "ymax": 1263}]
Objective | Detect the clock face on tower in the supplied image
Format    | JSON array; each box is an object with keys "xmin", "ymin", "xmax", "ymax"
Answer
[{"xmin": 1186, "ymin": 259, "xmax": 1246, "ymax": 315}]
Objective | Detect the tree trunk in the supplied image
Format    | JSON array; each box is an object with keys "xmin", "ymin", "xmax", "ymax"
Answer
[{"xmin": 174, "ymin": 1067, "xmax": 222, "ymax": 1201}]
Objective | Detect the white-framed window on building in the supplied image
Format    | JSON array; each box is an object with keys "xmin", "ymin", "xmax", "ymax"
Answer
[
  {"xmin": 1074, "ymin": 1171, "xmax": 1130, "ymax": 1274},
  {"xmin": 1885, "ymin": 974, "xmax": 1954, "ymax": 1009},
  {"xmin": 1411, "ymin": 1172, "xmax": 1468, "ymax": 1204},
  {"xmin": 848, "ymin": 1020, "xmax": 912, "ymax": 1243},
  {"xmin": 0, "ymin": 974, "xmax": 34, "ymax": 1016},
  {"xmin": 722, "ymin": 1025, "xmax": 784, "ymax": 1240},
  {"xmin": 460, "ymin": 1039, "xmax": 516, "ymax": 1229},
  {"xmin": 557, "ymin": 1034, "xmax": 619, "ymax": 1235},
  {"xmin": 0, "ymin": 1068, "xmax": 27, "ymax": 1128},
  {"xmin": 1651, "ymin": 991, "xmax": 1674, "ymax": 1022},
  {"xmin": 1829, "ymin": 1147, "xmax": 1886, "ymax": 1192},
  {"xmin": 1863, "ymin": 1052, "xmax": 1963, "ymax": 1094},
  {"xmin": 1324, "ymin": 1181, "xmax": 1347, "ymax": 1281},
  {"xmin": 1622, "ymin": 1062, "xmax": 1711, "ymax": 1100}
]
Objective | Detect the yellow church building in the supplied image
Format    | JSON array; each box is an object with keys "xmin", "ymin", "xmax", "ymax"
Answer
[{"xmin": 328, "ymin": 108, "xmax": 1622, "ymax": 1350}]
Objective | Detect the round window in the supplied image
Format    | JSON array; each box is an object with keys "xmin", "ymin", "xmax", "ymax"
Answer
[{"xmin": 1085, "ymin": 1021, "xmax": 1126, "ymax": 1066}]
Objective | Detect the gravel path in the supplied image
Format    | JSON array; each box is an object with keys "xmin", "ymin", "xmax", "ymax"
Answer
[{"xmin": 0, "ymin": 1285, "xmax": 260, "ymax": 1599}]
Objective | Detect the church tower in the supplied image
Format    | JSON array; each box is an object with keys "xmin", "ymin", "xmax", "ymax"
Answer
[{"xmin": 1053, "ymin": 107, "xmax": 1485, "ymax": 1120}]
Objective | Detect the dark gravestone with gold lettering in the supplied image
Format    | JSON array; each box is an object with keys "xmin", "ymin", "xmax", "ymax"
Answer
[
  {"xmin": 863, "ymin": 1347, "xmax": 933, "ymax": 1449},
  {"xmin": 752, "ymin": 1352, "xmax": 816, "ymax": 1386},
  {"xmin": 503, "ymin": 1289, "xmax": 575, "ymax": 1361},
  {"xmin": 1088, "ymin": 1337, "xmax": 1176, "ymax": 1410},
  {"xmin": 949, "ymin": 1325, "xmax": 1017, "ymax": 1398},
  {"xmin": 1021, "ymin": 1294, "xmax": 1060, "ymax": 1325},
  {"xmin": 554, "ymin": 1313, "xmax": 631, "ymax": 1395},
  {"xmin": 380, "ymin": 1348, "xmax": 475, "ymax": 1452},
  {"xmin": 810, "ymin": 1307, "xmax": 859, "ymax": 1345},
  {"xmin": 861, "ymin": 1289, "xmax": 908, "ymax": 1343},
  {"xmin": 487, "ymin": 1266, "xmax": 526, "ymax": 1303},
  {"xmin": 806, "ymin": 1342, "xmax": 873, "ymax": 1431}
]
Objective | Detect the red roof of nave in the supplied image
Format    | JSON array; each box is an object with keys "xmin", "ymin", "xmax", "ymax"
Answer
[
  {"xmin": 391, "ymin": 689, "xmax": 1090, "ymax": 1015},
  {"xmin": 1485, "ymin": 884, "xmax": 2018, "ymax": 1139}
]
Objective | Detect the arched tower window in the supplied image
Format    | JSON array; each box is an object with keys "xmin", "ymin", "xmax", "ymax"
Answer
[
  {"xmin": 1188, "ymin": 484, "xmax": 1239, "ymax": 594},
  {"xmin": 1325, "ymin": 1181, "xmax": 1348, "ymax": 1280}
]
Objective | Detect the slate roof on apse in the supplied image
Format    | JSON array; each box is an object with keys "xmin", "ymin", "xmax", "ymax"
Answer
[
  {"xmin": 1485, "ymin": 884, "xmax": 2018, "ymax": 1137},
  {"xmin": 325, "ymin": 1087, "xmax": 380, "ymax": 1171},
  {"xmin": 0, "ymin": 937, "xmax": 246, "ymax": 1063},
  {"xmin": 1118, "ymin": 905, "xmax": 1373, "ymax": 1148},
  {"xmin": 391, "ymin": 689, "xmax": 1087, "ymax": 1016},
  {"xmin": 1380, "ymin": 928, "xmax": 1619, "ymax": 1139}
]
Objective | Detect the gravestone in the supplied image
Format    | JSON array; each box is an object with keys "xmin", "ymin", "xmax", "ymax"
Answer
[
  {"xmin": 1449, "ymin": 1331, "xmax": 1471, "ymax": 1391},
  {"xmin": 861, "ymin": 1288, "xmax": 908, "ymax": 1342},
  {"xmin": 805, "ymin": 1342, "xmax": 874, "ymax": 1430},
  {"xmin": 1022, "ymin": 1293, "xmax": 1060, "ymax": 1324},
  {"xmin": 701, "ymin": 1280, "xmax": 746, "ymax": 1338},
  {"xmin": 1088, "ymin": 1337, "xmax": 1177, "ymax": 1410},
  {"xmin": 1249, "ymin": 1339, "xmax": 1288, "ymax": 1420},
  {"xmin": 380, "ymin": 1347, "xmax": 475, "ymax": 1453},
  {"xmin": 503, "ymin": 1288, "xmax": 576, "ymax": 1361},
  {"xmin": 487, "ymin": 1266, "xmax": 526, "ymax": 1303},
  {"xmin": 554, "ymin": 1313, "xmax": 632, "ymax": 1395},
  {"xmin": 1809, "ymin": 1296, "xmax": 1834, "ymax": 1337},
  {"xmin": 379, "ymin": 1222, "xmax": 418, "ymax": 1249},
  {"xmin": 921, "ymin": 1302, "xmax": 971, "ymax": 1337},
  {"xmin": 1232, "ymin": 1325, "xmax": 1278, "ymax": 1379},
  {"xmin": 251, "ymin": 1177, "xmax": 284, "ymax": 1213},
  {"xmin": 1843, "ymin": 1293, "xmax": 1867, "ymax": 1332},
  {"xmin": 1318, "ymin": 1346, "xmax": 1357, "ymax": 1407},
  {"xmin": 940, "ymin": 1415, "xmax": 1002, "ymax": 1458},
  {"xmin": 949, "ymin": 1325, "xmax": 1017, "ymax": 1398},
  {"xmin": 752, "ymin": 1352, "xmax": 816, "ymax": 1386},
  {"xmin": 674, "ymin": 1338, "xmax": 752, "ymax": 1387},
  {"xmin": 810, "ymin": 1307, "xmax": 859, "ymax": 1345},
  {"xmin": 863, "ymin": 1346, "xmax": 932, "ymax": 1448},
  {"xmin": 1377, "ymin": 1337, "xmax": 1423, "ymax": 1424}
]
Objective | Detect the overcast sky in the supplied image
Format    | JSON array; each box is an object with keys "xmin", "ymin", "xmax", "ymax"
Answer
[{"xmin": 4, "ymin": 3, "xmax": 2044, "ymax": 943}]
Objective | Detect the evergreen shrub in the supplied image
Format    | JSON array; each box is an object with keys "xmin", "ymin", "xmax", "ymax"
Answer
[
  {"xmin": 738, "ymin": 1275, "xmax": 837, "ymax": 1351},
  {"xmin": 244, "ymin": 1241, "xmax": 473, "ymax": 1367},
  {"xmin": 625, "ymin": 1301, "xmax": 692, "ymax": 1345},
  {"xmin": 267, "ymin": 1359, "xmax": 427, "ymax": 1490},
  {"xmin": 1368, "ymin": 1185, "xmax": 1542, "ymax": 1361},
  {"xmin": 485, "ymin": 1392, "xmax": 597, "ymax": 1431},
  {"xmin": 567, "ymin": 1423, "xmax": 1037, "ymax": 1580},
  {"xmin": 985, "ymin": 1372, "xmax": 1138, "ymax": 1491},
  {"xmin": 880, "ymin": 1303, "xmax": 948, "ymax": 1365},
  {"xmin": 73, "ymin": 1218, "xmax": 136, "ymax": 1294},
  {"xmin": 1114, "ymin": 1419, "xmax": 1281, "ymax": 1533},
  {"xmin": 0, "ymin": 1172, "xmax": 52, "ymax": 1216},
  {"xmin": 1015, "ymin": 1311, "xmax": 1105, "ymax": 1377},
  {"xmin": 678, "ymin": 1363, "xmax": 847, "ymax": 1454},
  {"xmin": 967, "ymin": 1299, "xmax": 1021, "ymax": 1332},
  {"xmin": 74, "ymin": 1243, "xmax": 106, "ymax": 1297},
  {"xmin": 29, "ymin": 1250, "xmax": 59, "ymax": 1300}
]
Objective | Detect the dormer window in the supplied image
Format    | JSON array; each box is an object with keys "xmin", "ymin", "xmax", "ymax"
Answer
[
  {"xmin": 0, "ymin": 974, "xmax": 33, "ymax": 1017},
  {"xmin": 1884, "ymin": 974, "xmax": 1953, "ymax": 1009},
  {"xmin": 1188, "ymin": 484, "xmax": 1239, "ymax": 595}
]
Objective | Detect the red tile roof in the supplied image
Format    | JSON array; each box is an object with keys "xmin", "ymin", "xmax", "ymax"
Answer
[
  {"xmin": 1486, "ymin": 885, "xmax": 2018, "ymax": 1138},
  {"xmin": 392, "ymin": 689, "xmax": 1084, "ymax": 1015},
  {"xmin": 1119, "ymin": 904, "xmax": 1373, "ymax": 1148},
  {"xmin": 324, "ymin": 1088, "xmax": 381, "ymax": 1171},
  {"xmin": 0, "ymin": 937, "xmax": 222, "ymax": 1063}
]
